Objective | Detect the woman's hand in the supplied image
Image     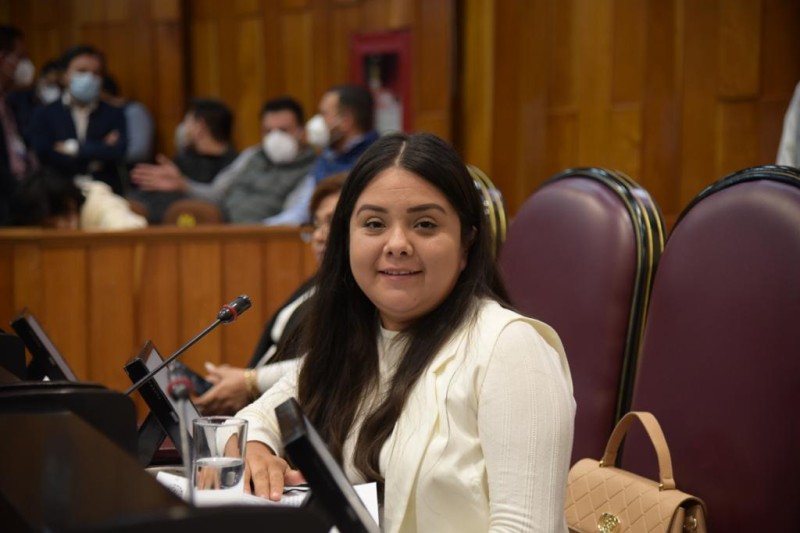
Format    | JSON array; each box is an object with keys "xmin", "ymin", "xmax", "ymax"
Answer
[
  {"xmin": 244, "ymin": 440, "xmax": 306, "ymax": 501},
  {"xmin": 193, "ymin": 363, "xmax": 249, "ymax": 415}
]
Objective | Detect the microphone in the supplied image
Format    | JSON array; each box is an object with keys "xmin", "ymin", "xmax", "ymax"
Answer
[
  {"xmin": 217, "ymin": 294, "xmax": 252, "ymax": 323},
  {"xmin": 125, "ymin": 295, "xmax": 252, "ymax": 396}
]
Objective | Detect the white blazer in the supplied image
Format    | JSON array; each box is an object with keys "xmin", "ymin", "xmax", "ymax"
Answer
[{"xmin": 380, "ymin": 300, "xmax": 574, "ymax": 533}]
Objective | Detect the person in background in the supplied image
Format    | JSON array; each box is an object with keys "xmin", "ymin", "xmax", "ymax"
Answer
[
  {"xmin": 264, "ymin": 84, "xmax": 379, "ymax": 226},
  {"xmin": 194, "ymin": 172, "xmax": 347, "ymax": 415},
  {"xmin": 29, "ymin": 45, "xmax": 128, "ymax": 195},
  {"xmin": 101, "ymin": 74, "xmax": 155, "ymax": 165},
  {"xmin": 129, "ymin": 98, "xmax": 237, "ymax": 223},
  {"xmin": 8, "ymin": 58, "xmax": 63, "ymax": 147},
  {"xmin": 133, "ymin": 96, "xmax": 316, "ymax": 224},
  {"xmin": 237, "ymin": 132, "xmax": 575, "ymax": 532},
  {"xmin": 10, "ymin": 166, "xmax": 83, "ymax": 229},
  {"xmin": 777, "ymin": 81, "xmax": 800, "ymax": 167},
  {"xmin": 0, "ymin": 24, "xmax": 36, "ymax": 225}
]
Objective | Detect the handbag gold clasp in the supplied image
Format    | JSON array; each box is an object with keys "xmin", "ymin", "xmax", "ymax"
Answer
[{"xmin": 597, "ymin": 512, "xmax": 620, "ymax": 532}]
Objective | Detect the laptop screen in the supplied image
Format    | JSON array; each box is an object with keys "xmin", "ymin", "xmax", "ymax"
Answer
[{"xmin": 11, "ymin": 309, "xmax": 78, "ymax": 381}]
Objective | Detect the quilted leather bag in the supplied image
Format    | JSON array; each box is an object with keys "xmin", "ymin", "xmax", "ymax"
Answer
[{"xmin": 565, "ymin": 412, "xmax": 707, "ymax": 533}]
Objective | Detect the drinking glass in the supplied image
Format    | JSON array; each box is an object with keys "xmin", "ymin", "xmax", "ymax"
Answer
[{"xmin": 191, "ymin": 416, "xmax": 248, "ymax": 504}]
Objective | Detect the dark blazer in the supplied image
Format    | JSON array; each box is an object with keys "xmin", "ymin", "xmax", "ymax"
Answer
[
  {"xmin": 247, "ymin": 277, "xmax": 316, "ymax": 368},
  {"xmin": 0, "ymin": 110, "xmax": 14, "ymax": 225},
  {"xmin": 30, "ymin": 99, "xmax": 128, "ymax": 195}
]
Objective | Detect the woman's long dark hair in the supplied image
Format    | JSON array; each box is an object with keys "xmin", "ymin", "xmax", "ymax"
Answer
[{"xmin": 298, "ymin": 132, "xmax": 509, "ymax": 482}]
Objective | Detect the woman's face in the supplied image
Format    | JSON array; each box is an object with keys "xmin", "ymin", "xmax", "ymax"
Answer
[
  {"xmin": 349, "ymin": 167, "xmax": 467, "ymax": 331},
  {"xmin": 311, "ymin": 192, "xmax": 339, "ymax": 265}
]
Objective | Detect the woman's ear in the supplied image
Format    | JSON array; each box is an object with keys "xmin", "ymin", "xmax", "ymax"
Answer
[{"xmin": 460, "ymin": 226, "xmax": 477, "ymax": 271}]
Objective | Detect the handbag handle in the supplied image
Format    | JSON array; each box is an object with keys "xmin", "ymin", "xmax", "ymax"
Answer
[{"xmin": 600, "ymin": 411, "xmax": 676, "ymax": 490}]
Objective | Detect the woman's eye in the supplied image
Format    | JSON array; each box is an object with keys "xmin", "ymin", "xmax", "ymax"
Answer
[
  {"xmin": 415, "ymin": 220, "xmax": 438, "ymax": 230},
  {"xmin": 364, "ymin": 219, "xmax": 384, "ymax": 230}
]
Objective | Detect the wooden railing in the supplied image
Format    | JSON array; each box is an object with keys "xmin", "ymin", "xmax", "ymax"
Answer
[{"xmin": 0, "ymin": 226, "xmax": 317, "ymax": 399}]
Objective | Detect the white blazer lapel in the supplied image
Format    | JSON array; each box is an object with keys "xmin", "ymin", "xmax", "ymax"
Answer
[{"xmin": 382, "ymin": 332, "xmax": 464, "ymax": 533}]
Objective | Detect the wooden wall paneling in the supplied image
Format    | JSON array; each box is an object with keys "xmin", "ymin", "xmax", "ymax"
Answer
[
  {"xmin": 261, "ymin": 0, "xmax": 286, "ymax": 103},
  {"xmin": 543, "ymin": 0, "xmax": 579, "ymax": 182},
  {"xmin": 717, "ymin": 0, "xmax": 761, "ymax": 99},
  {"xmin": 216, "ymin": 6, "xmax": 241, "ymax": 146},
  {"xmin": 490, "ymin": 0, "xmax": 522, "ymax": 214},
  {"xmin": 153, "ymin": 20, "xmax": 186, "ymax": 156},
  {"xmin": 137, "ymin": 241, "xmax": 180, "ymax": 361},
  {"xmin": 413, "ymin": 0, "xmax": 452, "ymax": 139},
  {"xmin": 760, "ymin": 0, "xmax": 800, "ymax": 101},
  {"xmin": 236, "ymin": 0, "xmax": 262, "ymax": 15},
  {"xmin": 178, "ymin": 241, "xmax": 223, "ymax": 371},
  {"xmin": 716, "ymin": 101, "xmax": 759, "ymax": 176},
  {"xmin": 457, "ymin": 0, "xmax": 494, "ymax": 173},
  {"xmin": 234, "ymin": 15, "xmax": 267, "ymax": 147},
  {"xmin": 41, "ymin": 246, "xmax": 88, "ymax": 381},
  {"xmin": 575, "ymin": 0, "xmax": 613, "ymax": 168},
  {"xmin": 151, "ymin": 0, "xmax": 180, "ymax": 20},
  {"xmin": 280, "ymin": 10, "xmax": 315, "ymax": 113},
  {"xmin": 105, "ymin": 0, "xmax": 129, "ymax": 22},
  {"xmin": 11, "ymin": 244, "xmax": 43, "ymax": 324},
  {"xmin": 516, "ymin": 0, "xmax": 548, "ymax": 205},
  {"xmin": 87, "ymin": 243, "xmax": 136, "ymax": 390},
  {"xmin": 641, "ymin": 0, "xmax": 681, "ymax": 216},
  {"xmin": 362, "ymin": 0, "xmax": 393, "ymax": 31},
  {"xmin": 758, "ymin": 100, "xmax": 789, "ymax": 164},
  {"xmin": 679, "ymin": 0, "xmax": 719, "ymax": 207},
  {"xmin": 261, "ymin": 235, "xmax": 307, "ymax": 318},
  {"xmin": 325, "ymin": 2, "xmax": 362, "ymax": 88},
  {"xmin": 607, "ymin": 0, "xmax": 645, "ymax": 180},
  {"xmin": 220, "ymin": 239, "xmax": 265, "ymax": 367},
  {"xmin": 190, "ymin": 17, "xmax": 222, "ymax": 97}
]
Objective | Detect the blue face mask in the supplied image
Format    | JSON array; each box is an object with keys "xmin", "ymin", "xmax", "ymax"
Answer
[{"xmin": 69, "ymin": 72, "xmax": 101, "ymax": 103}]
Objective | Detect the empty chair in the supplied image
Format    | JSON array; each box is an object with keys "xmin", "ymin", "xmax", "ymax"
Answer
[
  {"xmin": 499, "ymin": 168, "xmax": 664, "ymax": 462},
  {"xmin": 622, "ymin": 165, "xmax": 800, "ymax": 531},
  {"xmin": 162, "ymin": 199, "xmax": 224, "ymax": 225}
]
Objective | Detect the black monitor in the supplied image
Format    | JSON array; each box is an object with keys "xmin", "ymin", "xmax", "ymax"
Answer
[
  {"xmin": 124, "ymin": 341, "xmax": 202, "ymax": 465},
  {"xmin": 276, "ymin": 398, "xmax": 380, "ymax": 533},
  {"xmin": 10, "ymin": 308, "xmax": 78, "ymax": 381}
]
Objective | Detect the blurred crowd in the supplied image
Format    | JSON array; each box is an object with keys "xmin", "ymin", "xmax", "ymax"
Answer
[{"xmin": 0, "ymin": 25, "xmax": 379, "ymax": 231}]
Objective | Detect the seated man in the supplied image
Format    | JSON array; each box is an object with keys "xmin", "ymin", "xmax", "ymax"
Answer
[
  {"xmin": 129, "ymin": 98, "xmax": 237, "ymax": 223},
  {"xmin": 29, "ymin": 45, "xmax": 128, "ymax": 195},
  {"xmin": 264, "ymin": 84, "xmax": 378, "ymax": 226},
  {"xmin": 133, "ymin": 96, "xmax": 316, "ymax": 224}
]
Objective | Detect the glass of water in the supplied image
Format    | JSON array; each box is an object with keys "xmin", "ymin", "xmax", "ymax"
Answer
[{"xmin": 192, "ymin": 416, "xmax": 248, "ymax": 504}]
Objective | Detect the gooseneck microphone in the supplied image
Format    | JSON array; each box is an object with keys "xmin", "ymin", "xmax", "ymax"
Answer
[{"xmin": 125, "ymin": 295, "xmax": 252, "ymax": 396}]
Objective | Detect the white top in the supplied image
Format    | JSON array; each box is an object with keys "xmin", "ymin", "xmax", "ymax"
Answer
[{"xmin": 237, "ymin": 300, "xmax": 574, "ymax": 533}]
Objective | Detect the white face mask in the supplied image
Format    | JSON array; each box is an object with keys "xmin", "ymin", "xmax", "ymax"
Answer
[
  {"xmin": 305, "ymin": 114, "xmax": 329, "ymax": 149},
  {"xmin": 14, "ymin": 58, "xmax": 35, "ymax": 87},
  {"xmin": 174, "ymin": 121, "xmax": 189, "ymax": 151},
  {"xmin": 38, "ymin": 84, "xmax": 61, "ymax": 104},
  {"xmin": 263, "ymin": 130, "xmax": 300, "ymax": 163}
]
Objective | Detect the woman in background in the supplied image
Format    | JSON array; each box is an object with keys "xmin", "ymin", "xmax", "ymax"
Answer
[
  {"xmin": 238, "ymin": 133, "xmax": 575, "ymax": 532},
  {"xmin": 194, "ymin": 173, "xmax": 346, "ymax": 415}
]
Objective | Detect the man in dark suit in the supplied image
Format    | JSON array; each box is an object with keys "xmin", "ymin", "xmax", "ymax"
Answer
[
  {"xmin": 30, "ymin": 45, "xmax": 127, "ymax": 195},
  {"xmin": 0, "ymin": 25, "xmax": 33, "ymax": 225}
]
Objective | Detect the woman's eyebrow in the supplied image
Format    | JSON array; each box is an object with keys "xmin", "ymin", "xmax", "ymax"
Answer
[
  {"xmin": 407, "ymin": 203, "xmax": 446, "ymax": 214},
  {"xmin": 355, "ymin": 204, "xmax": 388, "ymax": 215}
]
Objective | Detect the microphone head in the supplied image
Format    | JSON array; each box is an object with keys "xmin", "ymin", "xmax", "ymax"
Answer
[
  {"xmin": 218, "ymin": 294, "xmax": 252, "ymax": 323},
  {"xmin": 167, "ymin": 376, "xmax": 193, "ymax": 401}
]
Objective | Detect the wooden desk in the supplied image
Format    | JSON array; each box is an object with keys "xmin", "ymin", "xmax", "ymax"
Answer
[{"xmin": 0, "ymin": 226, "xmax": 316, "ymax": 397}]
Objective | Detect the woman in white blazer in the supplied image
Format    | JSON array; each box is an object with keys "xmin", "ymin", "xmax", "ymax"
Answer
[{"xmin": 237, "ymin": 132, "xmax": 576, "ymax": 532}]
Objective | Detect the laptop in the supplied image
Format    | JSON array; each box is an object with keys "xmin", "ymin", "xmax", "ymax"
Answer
[
  {"xmin": 276, "ymin": 397, "xmax": 381, "ymax": 533},
  {"xmin": 124, "ymin": 340, "xmax": 203, "ymax": 465},
  {"xmin": 11, "ymin": 308, "xmax": 78, "ymax": 381}
]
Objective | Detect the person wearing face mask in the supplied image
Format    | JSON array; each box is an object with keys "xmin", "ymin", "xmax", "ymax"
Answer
[
  {"xmin": 0, "ymin": 25, "xmax": 37, "ymax": 226},
  {"xmin": 128, "ymin": 98, "xmax": 237, "ymax": 223},
  {"xmin": 134, "ymin": 96, "xmax": 316, "ymax": 224},
  {"xmin": 7, "ymin": 59, "xmax": 63, "ymax": 148},
  {"xmin": 29, "ymin": 45, "xmax": 128, "ymax": 196},
  {"xmin": 261, "ymin": 84, "xmax": 379, "ymax": 226}
]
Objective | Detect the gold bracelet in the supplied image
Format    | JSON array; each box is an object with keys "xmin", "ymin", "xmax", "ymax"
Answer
[{"xmin": 243, "ymin": 369, "xmax": 260, "ymax": 401}]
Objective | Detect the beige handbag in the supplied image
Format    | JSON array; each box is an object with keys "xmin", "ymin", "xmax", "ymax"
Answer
[{"xmin": 565, "ymin": 411, "xmax": 707, "ymax": 533}]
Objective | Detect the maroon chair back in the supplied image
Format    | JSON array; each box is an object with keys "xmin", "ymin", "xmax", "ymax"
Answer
[
  {"xmin": 623, "ymin": 166, "xmax": 800, "ymax": 531},
  {"xmin": 499, "ymin": 168, "xmax": 664, "ymax": 463}
]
